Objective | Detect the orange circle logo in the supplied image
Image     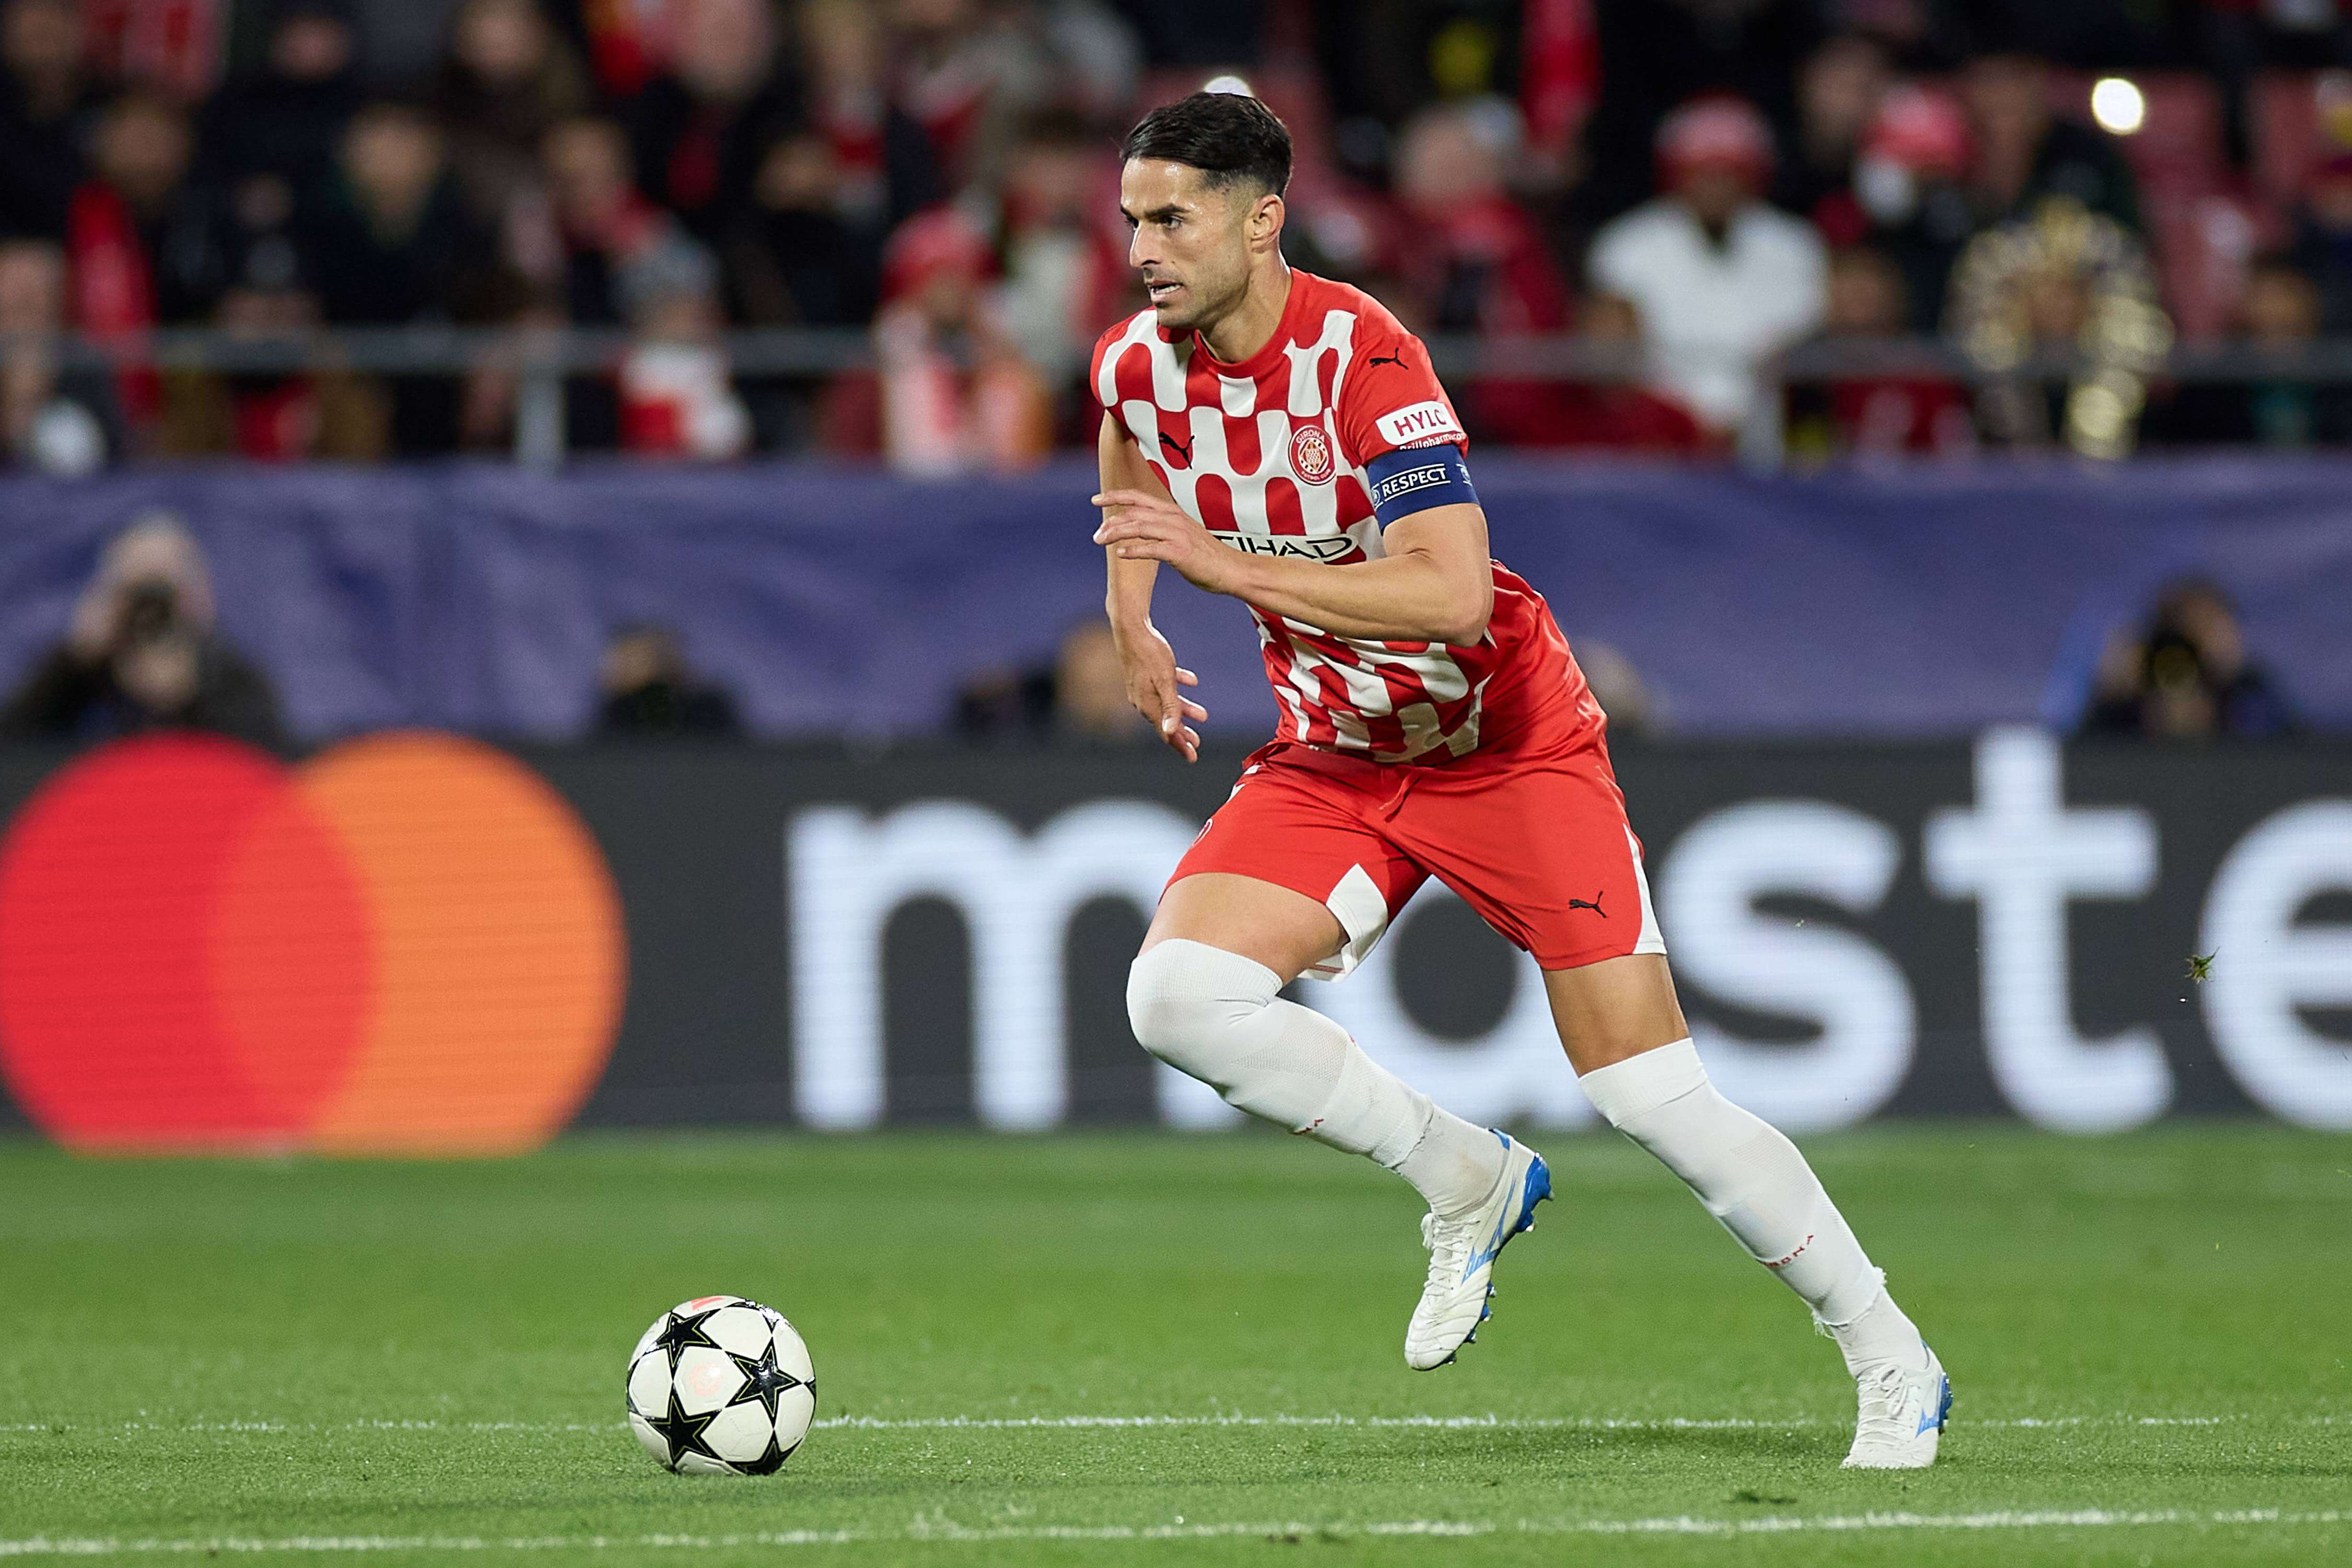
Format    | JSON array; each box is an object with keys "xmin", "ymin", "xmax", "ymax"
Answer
[{"xmin": 0, "ymin": 732, "xmax": 626, "ymax": 1155}]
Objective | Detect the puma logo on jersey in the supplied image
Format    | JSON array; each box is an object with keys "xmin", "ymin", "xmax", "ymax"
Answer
[
  {"xmin": 1368, "ymin": 350, "xmax": 1405, "ymax": 367},
  {"xmin": 1159, "ymin": 431, "xmax": 1193, "ymax": 464},
  {"xmin": 1567, "ymin": 892, "xmax": 1607, "ymax": 917}
]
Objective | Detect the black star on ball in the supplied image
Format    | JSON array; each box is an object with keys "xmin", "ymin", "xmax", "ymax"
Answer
[
  {"xmin": 734, "ymin": 1427, "xmax": 801, "ymax": 1476},
  {"xmin": 650, "ymin": 1305, "xmax": 728, "ymax": 1373},
  {"xmin": 641, "ymin": 1385, "xmax": 724, "ymax": 1471},
  {"xmin": 723, "ymin": 1340, "xmax": 807, "ymax": 1424}
]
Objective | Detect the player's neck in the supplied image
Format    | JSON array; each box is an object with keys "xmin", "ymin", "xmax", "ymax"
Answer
[{"xmin": 1196, "ymin": 262, "xmax": 1294, "ymax": 366}]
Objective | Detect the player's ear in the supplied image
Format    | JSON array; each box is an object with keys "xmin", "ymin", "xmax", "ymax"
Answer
[{"xmin": 1246, "ymin": 191, "xmax": 1284, "ymax": 253}]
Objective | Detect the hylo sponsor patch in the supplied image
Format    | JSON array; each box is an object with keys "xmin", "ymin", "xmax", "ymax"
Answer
[{"xmin": 1373, "ymin": 400, "xmax": 1463, "ymax": 447}]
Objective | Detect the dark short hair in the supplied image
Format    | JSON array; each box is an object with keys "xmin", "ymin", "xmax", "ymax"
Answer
[{"xmin": 1121, "ymin": 91, "xmax": 1292, "ymax": 198}]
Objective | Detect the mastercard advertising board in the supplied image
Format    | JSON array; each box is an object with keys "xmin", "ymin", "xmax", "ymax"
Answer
[
  {"xmin": 0, "ymin": 731, "xmax": 626, "ymax": 1156},
  {"xmin": 0, "ymin": 733, "xmax": 2343, "ymax": 1145}
]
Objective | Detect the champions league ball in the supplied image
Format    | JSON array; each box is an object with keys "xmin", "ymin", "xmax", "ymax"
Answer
[{"xmin": 626, "ymin": 1296, "xmax": 816, "ymax": 1474}]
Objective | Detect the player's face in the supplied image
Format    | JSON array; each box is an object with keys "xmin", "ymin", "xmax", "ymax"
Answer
[{"xmin": 1119, "ymin": 158, "xmax": 1253, "ymax": 333}]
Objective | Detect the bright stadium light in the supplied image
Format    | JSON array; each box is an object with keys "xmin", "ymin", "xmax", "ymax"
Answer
[
  {"xmin": 2091, "ymin": 76, "xmax": 2146, "ymax": 135},
  {"xmin": 1202, "ymin": 73, "xmax": 1254, "ymax": 97}
]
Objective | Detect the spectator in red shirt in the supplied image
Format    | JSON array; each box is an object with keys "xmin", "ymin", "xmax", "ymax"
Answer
[
  {"xmin": 888, "ymin": 0, "xmax": 1135, "ymax": 191},
  {"xmin": 1786, "ymin": 245, "xmax": 1973, "ymax": 462},
  {"xmin": 1846, "ymin": 82, "xmax": 1976, "ymax": 333},
  {"xmin": 71, "ymin": 91, "xmax": 226, "ymax": 330},
  {"xmin": 1389, "ymin": 101, "xmax": 1574, "ymax": 337},
  {"xmin": 615, "ymin": 229, "xmax": 750, "ymax": 460},
  {"xmin": 625, "ymin": 0, "xmax": 797, "ymax": 245},
  {"xmin": 1536, "ymin": 292, "xmax": 1711, "ymax": 455},
  {"xmin": 1386, "ymin": 101, "xmax": 1576, "ymax": 446},
  {"xmin": 797, "ymin": 0, "xmax": 940, "ymax": 237},
  {"xmin": 67, "ymin": 91, "xmax": 224, "ymax": 437},
  {"xmin": 821, "ymin": 205, "xmax": 1051, "ymax": 474}
]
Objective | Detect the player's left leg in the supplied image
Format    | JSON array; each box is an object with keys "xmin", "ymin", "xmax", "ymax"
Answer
[
  {"xmin": 1544, "ymin": 954, "xmax": 1950, "ymax": 1469},
  {"xmin": 1389, "ymin": 738, "xmax": 1948, "ymax": 1466}
]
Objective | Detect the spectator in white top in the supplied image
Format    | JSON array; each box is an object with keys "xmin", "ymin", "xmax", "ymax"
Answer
[{"xmin": 1587, "ymin": 96, "xmax": 1826, "ymax": 436}]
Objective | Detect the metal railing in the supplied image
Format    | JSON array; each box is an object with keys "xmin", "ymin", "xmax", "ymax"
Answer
[{"xmin": 15, "ymin": 326, "xmax": 2352, "ymax": 466}]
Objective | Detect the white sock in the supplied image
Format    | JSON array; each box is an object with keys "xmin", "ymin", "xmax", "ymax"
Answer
[
  {"xmin": 1127, "ymin": 939, "xmax": 1503, "ymax": 1215},
  {"xmin": 1823, "ymin": 1286, "xmax": 1926, "ymax": 1373},
  {"xmin": 1578, "ymin": 1039, "xmax": 1923, "ymax": 1371},
  {"xmin": 1392, "ymin": 1110, "xmax": 1509, "ymax": 1220}
]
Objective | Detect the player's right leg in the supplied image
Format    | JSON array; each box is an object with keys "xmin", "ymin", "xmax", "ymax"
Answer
[
  {"xmin": 1129, "ymin": 871, "xmax": 1528, "ymax": 1246},
  {"xmin": 1128, "ymin": 875, "xmax": 1547, "ymax": 1369},
  {"xmin": 1125, "ymin": 760, "xmax": 1547, "ymax": 1370}
]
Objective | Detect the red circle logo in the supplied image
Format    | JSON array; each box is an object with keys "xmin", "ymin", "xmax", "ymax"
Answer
[
  {"xmin": 1289, "ymin": 424, "xmax": 1335, "ymax": 485},
  {"xmin": 0, "ymin": 732, "xmax": 626, "ymax": 1155}
]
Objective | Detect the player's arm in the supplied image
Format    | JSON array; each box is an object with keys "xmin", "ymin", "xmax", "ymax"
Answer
[
  {"xmin": 1092, "ymin": 454, "xmax": 1494, "ymax": 645},
  {"xmin": 1098, "ymin": 413, "xmax": 1209, "ymax": 762}
]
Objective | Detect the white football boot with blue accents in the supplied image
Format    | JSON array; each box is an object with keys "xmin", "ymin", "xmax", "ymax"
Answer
[
  {"xmin": 1404, "ymin": 1132, "xmax": 1551, "ymax": 1371},
  {"xmin": 1842, "ymin": 1343, "xmax": 1952, "ymax": 1469}
]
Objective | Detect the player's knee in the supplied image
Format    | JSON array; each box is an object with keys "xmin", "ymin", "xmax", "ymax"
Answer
[
  {"xmin": 1578, "ymin": 1039, "xmax": 1785, "ymax": 1190},
  {"xmin": 1578, "ymin": 1037, "xmax": 1710, "ymax": 1132},
  {"xmin": 1124, "ymin": 939, "xmax": 1279, "ymax": 1069},
  {"xmin": 1123, "ymin": 950, "xmax": 1193, "ymax": 1065}
]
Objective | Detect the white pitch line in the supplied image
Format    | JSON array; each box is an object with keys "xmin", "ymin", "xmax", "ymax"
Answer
[
  {"xmin": 1, "ymin": 1412, "xmax": 2343, "ymax": 1436},
  {"xmin": 0, "ymin": 1509, "xmax": 2345, "ymax": 1557},
  {"xmin": 818, "ymin": 1413, "xmax": 1813, "ymax": 1432},
  {"xmin": 809, "ymin": 1412, "xmax": 2348, "ymax": 1433}
]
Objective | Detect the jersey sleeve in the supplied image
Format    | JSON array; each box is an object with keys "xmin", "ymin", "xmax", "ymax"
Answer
[
  {"xmin": 1087, "ymin": 324, "xmax": 1126, "ymax": 416},
  {"xmin": 1335, "ymin": 331, "xmax": 1479, "ymax": 525},
  {"xmin": 1333, "ymin": 332, "xmax": 1467, "ymax": 467}
]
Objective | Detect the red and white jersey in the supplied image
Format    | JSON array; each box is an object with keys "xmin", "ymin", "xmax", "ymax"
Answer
[{"xmin": 1091, "ymin": 269, "xmax": 1597, "ymax": 763}]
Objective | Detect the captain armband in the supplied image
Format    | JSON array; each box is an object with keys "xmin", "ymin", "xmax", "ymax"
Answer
[{"xmin": 1363, "ymin": 444, "xmax": 1478, "ymax": 526}]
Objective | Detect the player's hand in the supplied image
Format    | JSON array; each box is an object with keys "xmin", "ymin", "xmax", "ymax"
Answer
[
  {"xmin": 1111, "ymin": 620, "xmax": 1208, "ymax": 763},
  {"xmin": 1092, "ymin": 490, "xmax": 1244, "ymax": 596}
]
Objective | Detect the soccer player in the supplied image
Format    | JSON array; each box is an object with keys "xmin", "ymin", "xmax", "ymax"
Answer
[{"xmin": 1091, "ymin": 92, "xmax": 1951, "ymax": 1469}]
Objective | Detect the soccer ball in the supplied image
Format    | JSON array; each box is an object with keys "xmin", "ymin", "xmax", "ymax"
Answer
[{"xmin": 626, "ymin": 1295, "xmax": 816, "ymax": 1474}]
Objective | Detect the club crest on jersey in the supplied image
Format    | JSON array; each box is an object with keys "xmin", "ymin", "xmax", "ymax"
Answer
[{"xmin": 1288, "ymin": 423, "xmax": 1336, "ymax": 485}]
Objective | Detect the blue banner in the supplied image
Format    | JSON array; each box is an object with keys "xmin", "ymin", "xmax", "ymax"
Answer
[{"xmin": 0, "ymin": 455, "xmax": 2345, "ymax": 742}]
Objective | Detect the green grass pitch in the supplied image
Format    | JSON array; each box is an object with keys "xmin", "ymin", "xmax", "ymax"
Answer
[{"xmin": 1, "ymin": 1124, "xmax": 2347, "ymax": 1565}]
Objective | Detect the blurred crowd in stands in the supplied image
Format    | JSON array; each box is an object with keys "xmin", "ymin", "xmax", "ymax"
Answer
[{"xmin": 15, "ymin": 1, "xmax": 2352, "ymax": 471}]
